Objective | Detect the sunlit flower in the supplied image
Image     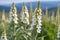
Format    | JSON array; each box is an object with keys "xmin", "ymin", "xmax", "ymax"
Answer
[
  {"xmin": 1, "ymin": 31, "xmax": 7, "ymax": 40},
  {"xmin": 30, "ymin": 7, "xmax": 42, "ymax": 33},
  {"xmin": 13, "ymin": 15, "xmax": 18, "ymax": 24},
  {"xmin": 37, "ymin": 16, "xmax": 42, "ymax": 20},
  {"xmin": 13, "ymin": 13, "xmax": 17, "ymax": 17},
  {"xmin": 57, "ymin": 25, "xmax": 60, "ymax": 38},
  {"xmin": 8, "ymin": 11, "xmax": 13, "ymax": 23},
  {"xmin": 37, "ymin": 28, "xmax": 41, "ymax": 33},
  {"xmin": 36, "ymin": 25, "xmax": 41, "ymax": 28},
  {"xmin": 8, "ymin": 2, "xmax": 18, "ymax": 24},
  {"xmin": 36, "ymin": 9, "xmax": 42, "ymax": 33},
  {"xmin": 29, "ymin": 15, "xmax": 36, "ymax": 30},
  {"xmin": 21, "ymin": 5, "xmax": 29, "ymax": 25}
]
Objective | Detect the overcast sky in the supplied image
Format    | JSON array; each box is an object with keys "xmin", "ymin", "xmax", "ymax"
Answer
[{"xmin": 0, "ymin": 0, "xmax": 60, "ymax": 4}]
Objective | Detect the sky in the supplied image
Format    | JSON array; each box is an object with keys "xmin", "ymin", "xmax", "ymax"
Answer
[{"xmin": 0, "ymin": 0, "xmax": 60, "ymax": 4}]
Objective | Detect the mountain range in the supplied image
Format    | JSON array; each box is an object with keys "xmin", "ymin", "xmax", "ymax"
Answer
[{"xmin": 0, "ymin": 1, "xmax": 60, "ymax": 13}]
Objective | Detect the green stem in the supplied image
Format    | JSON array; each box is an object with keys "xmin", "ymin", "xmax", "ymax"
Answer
[
  {"xmin": 41, "ymin": 37, "xmax": 44, "ymax": 40},
  {"xmin": 35, "ymin": 33, "xmax": 38, "ymax": 40}
]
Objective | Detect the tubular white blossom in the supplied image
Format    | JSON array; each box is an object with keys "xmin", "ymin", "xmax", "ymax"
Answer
[
  {"xmin": 37, "ymin": 28, "xmax": 41, "ymax": 33},
  {"xmin": 8, "ymin": 10, "xmax": 13, "ymax": 23},
  {"xmin": 21, "ymin": 5, "xmax": 29, "ymax": 25},
  {"xmin": 8, "ymin": 3, "xmax": 18, "ymax": 24},
  {"xmin": 1, "ymin": 31, "xmax": 7, "ymax": 40},
  {"xmin": 30, "ymin": 15, "xmax": 36, "ymax": 30},
  {"xmin": 36, "ymin": 8, "xmax": 42, "ymax": 33},
  {"xmin": 12, "ymin": 14, "xmax": 18, "ymax": 24},
  {"xmin": 57, "ymin": 25, "xmax": 60, "ymax": 39},
  {"xmin": 30, "ymin": 8, "xmax": 42, "ymax": 33},
  {"xmin": 8, "ymin": 2, "xmax": 18, "ymax": 40},
  {"xmin": 1, "ymin": 10, "xmax": 7, "ymax": 40}
]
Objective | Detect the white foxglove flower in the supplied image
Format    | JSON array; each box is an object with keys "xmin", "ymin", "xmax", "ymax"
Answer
[
  {"xmin": 1, "ymin": 31, "xmax": 7, "ymax": 40},
  {"xmin": 37, "ymin": 16, "xmax": 42, "ymax": 20},
  {"xmin": 36, "ymin": 9, "xmax": 42, "ymax": 33},
  {"xmin": 13, "ymin": 13, "xmax": 17, "ymax": 17},
  {"xmin": 21, "ymin": 5, "xmax": 29, "ymax": 25},
  {"xmin": 36, "ymin": 25, "xmax": 41, "ymax": 28},
  {"xmin": 8, "ymin": 2, "xmax": 18, "ymax": 24},
  {"xmin": 30, "ymin": 7, "xmax": 42, "ymax": 33},
  {"xmin": 37, "ymin": 28, "xmax": 41, "ymax": 33},
  {"xmin": 57, "ymin": 25, "xmax": 60, "ymax": 38},
  {"xmin": 29, "ymin": 15, "xmax": 36, "ymax": 30},
  {"xmin": 7, "ymin": 3, "xmax": 18, "ymax": 40},
  {"xmin": 36, "ymin": 25, "xmax": 41, "ymax": 33},
  {"xmin": 8, "ymin": 11, "xmax": 13, "ymax": 23},
  {"xmin": 13, "ymin": 15, "xmax": 18, "ymax": 24},
  {"xmin": 13, "ymin": 19, "xmax": 18, "ymax": 24}
]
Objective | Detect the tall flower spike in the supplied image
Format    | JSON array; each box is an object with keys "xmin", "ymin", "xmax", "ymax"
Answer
[
  {"xmin": 8, "ymin": 2, "xmax": 18, "ymax": 23},
  {"xmin": 21, "ymin": 3, "xmax": 29, "ymax": 25},
  {"xmin": 57, "ymin": 25, "xmax": 60, "ymax": 39},
  {"xmin": 36, "ymin": 1, "xmax": 42, "ymax": 33},
  {"xmin": 1, "ymin": 21, "xmax": 7, "ymax": 40},
  {"xmin": 1, "ymin": 30, "xmax": 7, "ymax": 40},
  {"xmin": 8, "ymin": 2, "xmax": 18, "ymax": 40},
  {"xmin": 30, "ymin": 1, "xmax": 42, "ymax": 33},
  {"xmin": 11, "ymin": 2, "xmax": 18, "ymax": 24},
  {"xmin": 2, "ymin": 10, "xmax": 5, "ymax": 21}
]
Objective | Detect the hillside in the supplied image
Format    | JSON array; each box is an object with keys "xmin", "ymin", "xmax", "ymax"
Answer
[{"xmin": 0, "ymin": 1, "xmax": 60, "ymax": 13}]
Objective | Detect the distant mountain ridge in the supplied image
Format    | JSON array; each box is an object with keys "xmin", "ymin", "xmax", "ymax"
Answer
[{"xmin": 0, "ymin": 1, "xmax": 60, "ymax": 13}]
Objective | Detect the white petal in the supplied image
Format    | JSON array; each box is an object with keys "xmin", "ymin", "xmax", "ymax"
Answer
[
  {"xmin": 36, "ymin": 25, "xmax": 41, "ymax": 28},
  {"xmin": 37, "ymin": 29, "xmax": 41, "ymax": 33}
]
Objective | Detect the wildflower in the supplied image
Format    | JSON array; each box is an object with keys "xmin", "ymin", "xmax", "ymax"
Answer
[
  {"xmin": 21, "ymin": 3, "xmax": 29, "ymax": 25},
  {"xmin": 30, "ymin": 1, "xmax": 42, "ymax": 33},
  {"xmin": 8, "ymin": 2, "xmax": 18, "ymax": 24},
  {"xmin": 8, "ymin": 2, "xmax": 18, "ymax": 40},
  {"xmin": 29, "ymin": 16, "xmax": 36, "ymax": 30},
  {"xmin": 57, "ymin": 25, "xmax": 60, "ymax": 39},
  {"xmin": 36, "ymin": 9, "xmax": 42, "ymax": 33},
  {"xmin": 1, "ymin": 31, "xmax": 7, "ymax": 40},
  {"xmin": 13, "ymin": 15, "xmax": 18, "ymax": 24},
  {"xmin": 8, "ymin": 11, "xmax": 13, "ymax": 23},
  {"xmin": 37, "ymin": 28, "xmax": 41, "ymax": 33}
]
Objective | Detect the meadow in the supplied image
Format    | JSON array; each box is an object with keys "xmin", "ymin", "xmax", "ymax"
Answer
[{"xmin": 0, "ymin": 1, "xmax": 60, "ymax": 40}]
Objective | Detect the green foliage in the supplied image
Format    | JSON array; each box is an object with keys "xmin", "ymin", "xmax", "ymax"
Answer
[
  {"xmin": 42, "ymin": 20, "xmax": 57, "ymax": 40},
  {"xmin": 0, "ymin": 1, "xmax": 59, "ymax": 40},
  {"xmin": 0, "ymin": 15, "xmax": 58, "ymax": 40}
]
